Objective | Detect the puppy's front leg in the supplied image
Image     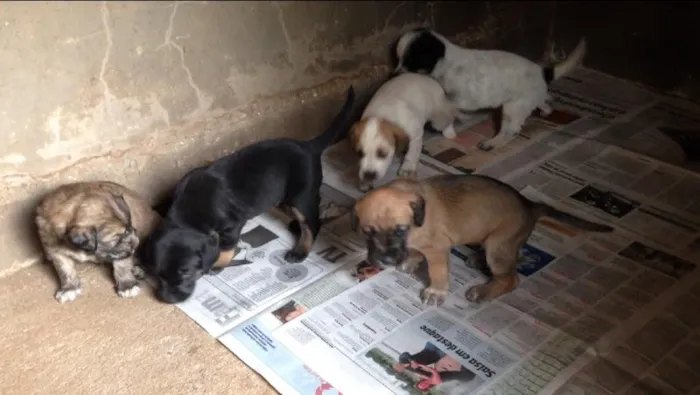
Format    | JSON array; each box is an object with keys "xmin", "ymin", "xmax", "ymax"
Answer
[
  {"xmin": 420, "ymin": 248, "xmax": 450, "ymax": 307},
  {"xmin": 48, "ymin": 251, "xmax": 83, "ymax": 303},
  {"xmin": 113, "ymin": 257, "xmax": 141, "ymax": 298},
  {"xmin": 398, "ymin": 136, "xmax": 423, "ymax": 177},
  {"xmin": 211, "ymin": 224, "xmax": 244, "ymax": 273}
]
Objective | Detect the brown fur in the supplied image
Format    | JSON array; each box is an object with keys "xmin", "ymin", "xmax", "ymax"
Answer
[
  {"xmin": 35, "ymin": 181, "xmax": 161, "ymax": 303},
  {"xmin": 212, "ymin": 249, "xmax": 236, "ymax": 270},
  {"xmin": 350, "ymin": 118, "xmax": 409, "ymax": 152},
  {"xmin": 349, "ymin": 118, "xmax": 410, "ymax": 157},
  {"xmin": 353, "ymin": 174, "xmax": 613, "ymax": 306}
]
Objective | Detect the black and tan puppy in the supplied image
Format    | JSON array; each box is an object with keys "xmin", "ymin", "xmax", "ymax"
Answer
[
  {"xmin": 145, "ymin": 87, "xmax": 356, "ymax": 304},
  {"xmin": 35, "ymin": 181, "xmax": 161, "ymax": 303},
  {"xmin": 351, "ymin": 174, "xmax": 613, "ymax": 306}
]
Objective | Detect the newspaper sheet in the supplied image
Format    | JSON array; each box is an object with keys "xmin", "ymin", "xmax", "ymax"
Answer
[{"xmin": 171, "ymin": 67, "xmax": 700, "ymax": 395}]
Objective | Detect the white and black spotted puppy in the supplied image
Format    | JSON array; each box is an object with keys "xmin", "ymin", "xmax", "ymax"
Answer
[{"xmin": 394, "ymin": 28, "xmax": 587, "ymax": 151}]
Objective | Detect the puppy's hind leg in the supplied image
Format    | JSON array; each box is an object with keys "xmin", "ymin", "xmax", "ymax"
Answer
[
  {"xmin": 465, "ymin": 236, "xmax": 522, "ymax": 303},
  {"xmin": 284, "ymin": 195, "xmax": 321, "ymax": 264},
  {"xmin": 113, "ymin": 257, "xmax": 141, "ymax": 298},
  {"xmin": 538, "ymin": 93, "xmax": 553, "ymax": 117},
  {"xmin": 47, "ymin": 251, "xmax": 83, "ymax": 303},
  {"xmin": 478, "ymin": 100, "xmax": 534, "ymax": 152},
  {"xmin": 430, "ymin": 102, "xmax": 457, "ymax": 139}
]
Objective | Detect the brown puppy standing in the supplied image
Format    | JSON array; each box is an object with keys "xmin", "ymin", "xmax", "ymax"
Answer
[
  {"xmin": 351, "ymin": 174, "xmax": 613, "ymax": 306},
  {"xmin": 35, "ymin": 181, "xmax": 161, "ymax": 303}
]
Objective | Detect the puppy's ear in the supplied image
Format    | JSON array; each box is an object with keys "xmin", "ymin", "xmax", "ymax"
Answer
[
  {"xmin": 108, "ymin": 193, "xmax": 132, "ymax": 226},
  {"xmin": 410, "ymin": 196, "xmax": 426, "ymax": 227},
  {"xmin": 67, "ymin": 226, "xmax": 98, "ymax": 252},
  {"xmin": 208, "ymin": 230, "xmax": 220, "ymax": 247},
  {"xmin": 384, "ymin": 122, "xmax": 409, "ymax": 155},
  {"xmin": 350, "ymin": 208, "xmax": 359, "ymax": 232}
]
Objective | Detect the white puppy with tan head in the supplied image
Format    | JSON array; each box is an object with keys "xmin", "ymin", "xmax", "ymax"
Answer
[{"xmin": 349, "ymin": 73, "xmax": 456, "ymax": 191}]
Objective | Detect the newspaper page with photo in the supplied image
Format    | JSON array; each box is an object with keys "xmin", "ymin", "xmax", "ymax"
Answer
[
  {"xmin": 205, "ymin": 184, "xmax": 399, "ymax": 395},
  {"xmin": 593, "ymin": 93, "xmax": 700, "ymax": 173},
  {"xmin": 546, "ymin": 250, "xmax": 700, "ymax": 395},
  {"xmin": 175, "ymin": 207, "xmax": 365, "ymax": 337},
  {"xmin": 415, "ymin": 67, "xmax": 660, "ymax": 181},
  {"xmin": 166, "ymin": 64, "xmax": 700, "ymax": 395},
  {"xmin": 217, "ymin": 241, "xmax": 386, "ymax": 395},
  {"xmin": 502, "ymin": 137, "xmax": 700, "ymax": 260},
  {"xmin": 271, "ymin": 182, "xmax": 699, "ymax": 395}
]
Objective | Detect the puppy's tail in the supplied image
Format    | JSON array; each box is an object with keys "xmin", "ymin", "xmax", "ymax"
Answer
[
  {"xmin": 308, "ymin": 86, "xmax": 356, "ymax": 155},
  {"xmin": 542, "ymin": 37, "xmax": 587, "ymax": 84},
  {"xmin": 531, "ymin": 202, "xmax": 614, "ymax": 233}
]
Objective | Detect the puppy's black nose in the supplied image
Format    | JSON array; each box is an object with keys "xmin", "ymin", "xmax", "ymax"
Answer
[{"xmin": 362, "ymin": 171, "xmax": 378, "ymax": 181}]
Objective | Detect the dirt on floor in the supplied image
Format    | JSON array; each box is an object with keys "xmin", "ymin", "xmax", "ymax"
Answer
[{"xmin": 0, "ymin": 262, "xmax": 276, "ymax": 395}]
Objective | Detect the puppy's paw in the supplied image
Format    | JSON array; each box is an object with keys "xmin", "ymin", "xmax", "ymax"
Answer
[
  {"xmin": 421, "ymin": 287, "xmax": 447, "ymax": 307},
  {"xmin": 117, "ymin": 282, "xmax": 141, "ymax": 299},
  {"xmin": 477, "ymin": 141, "xmax": 495, "ymax": 152},
  {"xmin": 442, "ymin": 125, "xmax": 457, "ymax": 139},
  {"xmin": 358, "ymin": 183, "xmax": 373, "ymax": 193},
  {"xmin": 131, "ymin": 265, "xmax": 146, "ymax": 280},
  {"xmin": 55, "ymin": 286, "xmax": 83, "ymax": 304},
  {"xmin": 465, "ymin": 283, "xmax": 491, "ymax": 303},
  {"xmin": 397, "ymin": 167, "xmax": 417, "ymax": 178},
  {"xmin": 284, "ymin": 249, "xmax": 308, "ymax": 264}
]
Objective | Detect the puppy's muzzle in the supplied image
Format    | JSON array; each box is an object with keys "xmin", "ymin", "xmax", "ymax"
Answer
[
  {"xmin": 367, "ymin": 241, "xmax": 408, "ymax": 269},
  {"xmin": 156, "ymin": 279, "xmax": 195, "ymax": 304},
  {"xmin": 361, "ymin": 170, "xmax": 378, "ymax": 183}
]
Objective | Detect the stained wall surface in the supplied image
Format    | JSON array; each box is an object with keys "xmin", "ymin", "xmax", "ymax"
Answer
[{"xmin": 0, "ymin": 1, "xmax": 693, "ymax": 274}]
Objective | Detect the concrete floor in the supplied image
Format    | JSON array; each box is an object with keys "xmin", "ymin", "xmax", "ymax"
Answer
[{"xmin": 0, "ymin": 262, "xmax": 275, "ymax": 395}]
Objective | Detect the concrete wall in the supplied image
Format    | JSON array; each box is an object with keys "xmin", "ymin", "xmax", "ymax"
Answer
[
  {"xmin": 0, "ymin": 1, "xmax": 529, "ymax": 275},
  {"xmin": 1, "ymin": 1, "xmax": 695, "ymax": 275}
]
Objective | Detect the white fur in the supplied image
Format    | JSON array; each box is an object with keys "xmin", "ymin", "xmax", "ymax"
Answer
[
  {"xmin": 117, "ymin": 285, "xmax": 141, "ymax": 298},
  {"xmin": 396, "ymin": 30, "xmax": 587, "ymax": 151},
  {"xmin": 355, "ymin": 73, "xmax": 456, "ymax": 189},
  {"xmin": 55, "ymin": 287, "xmax": 82, "ymax": 303}
]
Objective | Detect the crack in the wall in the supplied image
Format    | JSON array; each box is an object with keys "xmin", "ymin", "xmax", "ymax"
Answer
[
  {"xmin": 100, "ymin": 1, "xmax": 115, "ymax": 116},
  {"xmin": 156, "ymin": 1, "xmax": 213, "ymax": 120},
  {"xmin": 384, "ymin": 2, "xmax": 407, "ymax": 30},
  {"xmin": 272, "ymin": 1, "xmax": 299, "ymax": 71}
]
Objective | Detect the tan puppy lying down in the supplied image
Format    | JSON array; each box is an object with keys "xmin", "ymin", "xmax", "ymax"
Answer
[{"xmin": 351, "ymin": 174, "xmax": 613, "ymax": 306}]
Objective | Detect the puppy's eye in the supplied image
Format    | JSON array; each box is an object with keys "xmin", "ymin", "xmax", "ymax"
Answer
[
  {"xmin": 395, "ymin": 225, "xmax": 409, "ymax": 235},
  {"xmin": 361, "ymin": 227, "xmax": 373, "ymax": 236},
  {"xmin": 377, "ymin": 149, "xmax": 388, "ymax": 159},
  {"xmin": 356, "ymin": 149, "xmax": 364, "ymax": 158}
]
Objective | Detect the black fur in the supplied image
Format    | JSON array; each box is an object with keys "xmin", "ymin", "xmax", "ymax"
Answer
[
  {"xmin": 399, "ymin": 29, "xmax": 446, "ymax": 75},
  {"xmin": 542, "ymin": 66, "xmax": 555, "ymax": 85},
  {"xmin": 67, "ymin": 226, "xmax": 98, "ymax": 253},
  {"xmin": 366, "ymin": 226, "xmax": 409, "ymax": 268},
  {"xmin": 410, "ymin": 197, "xmax": 426, "ymax": 227},
  {"xmin": 144, "ymin": 87, "xmax": 356, "ymax": 304}
]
